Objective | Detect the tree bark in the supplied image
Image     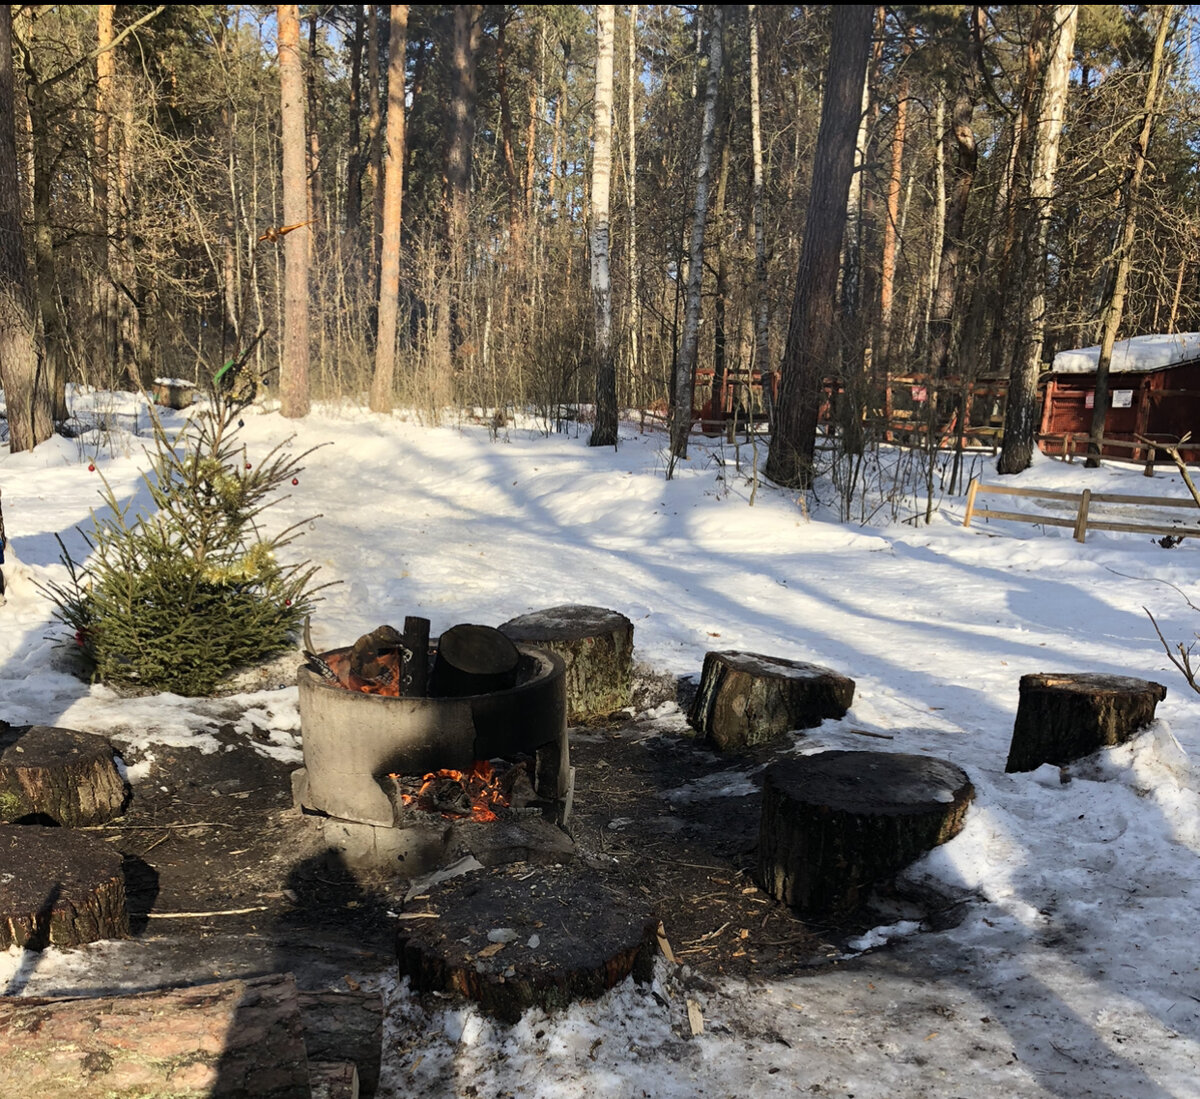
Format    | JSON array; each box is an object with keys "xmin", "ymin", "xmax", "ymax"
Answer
[
  {"xmin": 590, "ymin": 6, "xmax": 618, "ymax": 448},
  {"xmin": 749, "ymin": 4, "xmax": 768, "ymax": 378},
  {"xmin": 879, "ymin": 36, "xmax": 911, "ymax": 364},
  {"xmin": 998, "ymin": 6, "xmax": 1077, "ymax": 475},
  {"xmin": 0, "ymin": 6, "xmax": 49, "ymax": 453},
  {"xmin": 1085, "ymin": 7, "xmax": 1173, "ymax": 466},
  {"xmin": 344, "ymin": 4, "xmax": 365, "ymax": 235},
  {"xmin": 0, "ymin": 724, "xmax": 127, "ymax": 827},
  {"xmin": 278, "ymin": 4, "xmax": 311, "ymax": 417},
  {"xmin": 0, "ymin": 974, "xmax": 311, "ymax": 1098},
  {"xmin": 668, "ymin": 5, "xmax": 723, "ymax": 466},
  {"xmin": 625, "ymin": 5, "xmax": 642, "ymax": 404},
  {"xmin": 765, "ymin": 5, "xmax": 873, "ymax": 489},
  {"xmin": 369, "ymin": 4, "xmax": 409, "ymax": 414}
]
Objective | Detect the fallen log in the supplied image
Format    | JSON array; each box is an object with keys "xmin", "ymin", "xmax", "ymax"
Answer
[
  {"xmin": 0, "ymin": 824, "xmax": 128, "ymax": 949},
  {"xmin": 0, "ymin": 973, "xmax": 311, "ymax": 1098},
  {"xmin": 0, "ymin": 724, "xmax": 127, "ymax": 826},
  {"xmin": 499, "ymin": 605, "xmax": 634, "ymax": 722}
]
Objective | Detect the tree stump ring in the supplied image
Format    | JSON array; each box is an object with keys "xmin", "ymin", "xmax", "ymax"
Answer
[
  {"xmin": 689, "ymin": 650, "xmax": 855, "ymax": 751},
  {"xmin": 1006, "ymin": 672, "xmax": 1167, "ymax": 773},
  {"xmin": 757, "ymin": 751, "xmax": 974, "ymax": 919},
  {"xmin": 499, "ymin": 605, "xmax": 634, "ymax": 723},
  {"xmin": 0, "ymin": 725, "xmax": 128, "ymax": 826},
  {"xmin": 397, "ymin": 863, "xmax": 657, "ymax": 1023},
  {"xmin": 0, "ymin": 824, "xmax": 130, "ymax": 949}
]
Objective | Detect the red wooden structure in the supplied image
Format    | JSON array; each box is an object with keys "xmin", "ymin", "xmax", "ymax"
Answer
[{"xmin": 1038, "ymin": 360, "xmax": 1200, "ymax": 462}]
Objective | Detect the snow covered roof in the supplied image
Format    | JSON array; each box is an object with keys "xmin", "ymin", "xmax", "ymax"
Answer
[{"xmin": 1051, "ymin": 332, "xmax": 1200, "ymax": 374}]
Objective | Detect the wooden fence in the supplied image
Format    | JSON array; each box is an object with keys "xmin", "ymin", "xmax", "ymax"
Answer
[{"xmin": 963, "ymin": 477, "xmax": 1200, "ymax": 543}]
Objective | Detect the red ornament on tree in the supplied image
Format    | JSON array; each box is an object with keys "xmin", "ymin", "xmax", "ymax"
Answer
[
  {"xmin": 291, "ymin": 478, "xmax": 299, "ymax": 486},
  {"xmin": 245, "ymin": 461, "xmax": 252, "ymax": 469}
]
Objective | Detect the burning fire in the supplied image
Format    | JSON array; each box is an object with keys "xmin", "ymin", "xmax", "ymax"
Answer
[
  {"xmin": 323, "ymin": 650, "xmax": 404, "ymax": 696},
  {"xmin": 392, "ymin": 760, "xmax": 509, "ymax": 822}
]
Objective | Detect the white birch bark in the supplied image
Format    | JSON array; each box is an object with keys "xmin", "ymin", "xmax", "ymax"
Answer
[{"xmin": 590, "ymin": 5, "xmax": 618, "ymax": 446}]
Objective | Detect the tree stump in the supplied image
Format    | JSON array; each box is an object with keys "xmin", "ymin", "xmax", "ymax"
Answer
[
  {"xmin": 397, "ymin": 863, "xmax": 658, "ymax": 1024},
  {"xmin": 499, "ymin": 605, "xmax": 634, "ymax": 722},
  {"xmin": 757, "ymin": 751, "xmax": 974, "ymax": 920},
  {"xmin": 688, "ymin": 651, "xmax": 855, "ymax": 751},
  {"xmin": 298, "ymin": 988, "xmax": 382, "ymax": 1098},
  {"xmin": 0, "ymin": 824, "xmax": 129, "ymax": 949},
  {"xmin": 0, "ymin": 724, "xmax": 127, "ymax": 826},
  {"xmin": 0, "ymin": 973, "xmax": 311, "ymax": 1098},
  {"xmin": 429, "ymin": 624, "xmax": 520, "ymax": 697},
  {"xmin": 1006, "ymin": 672, "xmax": 1168, "ymax": 773}
]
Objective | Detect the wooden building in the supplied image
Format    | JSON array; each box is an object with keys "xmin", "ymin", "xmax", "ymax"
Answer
[{"xmin": 1038, "ymin": 334, "xmax": 1200, "ymax": 462}]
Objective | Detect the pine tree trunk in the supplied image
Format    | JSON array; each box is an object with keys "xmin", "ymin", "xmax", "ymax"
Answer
[
  {"xmin": 668, "ymin": 5, "xmax": 723, "ymax": 466},
  {"xmin": 0, "ymin": 7, "xmax": 49, "ymax": 453},
  {"xmin": 344, "ymin": 5, "xmax": 365, "ymax": 234},
  {"xmin": 590, "ymin": 6, "xmax": 618, "ymax": 448},
  {"xmin": 880, "ymin": 45, "xmax": 910, "ymax": 365},
  {"xmin": 748, "ymin": 5, "xmax": 768, "ymax": 377},
  {"xmin": 278, "ymin": 4, "xmax": 311, "ymax": 417},
  {"xmin": 998, "ymin": 6, "xmax": 1077, "ymax": 475},
  {"xmin": 369, "ymin": 5, "xmax": 409, "ymax": 414},
  {"xmin": 765, "ymin": 5, "xmax": 873, "ymax": 489},
  {"xmin": 1085, "ymin": 7, "xmax": 1171, "ymax": 466}
]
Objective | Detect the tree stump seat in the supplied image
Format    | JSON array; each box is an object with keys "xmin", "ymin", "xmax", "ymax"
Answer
[
  {"xmin": 1006, "ymin": 672, "xmax": 1167, "ymax": 773},
  {"xmin": 0, "ymin": 824, "xmax": 129, "ymax": 949},
  {"xmin": 757, "ymin": 751, "xmax": 974, "ymax": 919},
  {"xmin": 499, "ymin": 605, "xmax": 634, "ymax": 723},
  {"xmin": 0, "ymin": 724, "xmax": 128, "ymax": 826},
  {"xmin": 688, "ymin": 650, "xmax": 855, "ymax": 751},
  {"xmin": 397, "ymin": 862, "xmax": 657, "ymax": 1023}
]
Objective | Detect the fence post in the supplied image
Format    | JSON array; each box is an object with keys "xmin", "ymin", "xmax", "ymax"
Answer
[
  {"xmin": 964, "ymin": 477, "xmax": 980, "ymax": 527},
  {"xmin": 1143, "ymin": 444, "xmax": 1156, "ymax": 477},
  {"xmin": 1073, "ymin": 488, "xmax": 1092, "ymax": 543}
]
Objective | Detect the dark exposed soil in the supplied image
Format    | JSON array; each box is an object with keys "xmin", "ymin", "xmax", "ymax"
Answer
[{"xmin": 8, "ymin": 669, "xmax": 957, "ymax": 1005}]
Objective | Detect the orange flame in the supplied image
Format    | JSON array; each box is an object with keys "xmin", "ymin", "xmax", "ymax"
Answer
[{"xmin": 390, "ymin": 760, "xmax": 510, "ymax": 821}]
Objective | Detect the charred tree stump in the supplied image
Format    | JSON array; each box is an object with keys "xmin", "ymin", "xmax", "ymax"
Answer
[
  {"xmin": 0, "ymin": 973, "xmax": 311, "ymax": 1098},
  {"xmin": 430, "ymin": 624, "xmax": 520, "ymax": 697},
  {"xmin": 397, "ymin": 863, "xmax": 658, "ymax": 1024},
  {"xmin": 0, "ymin": 724, "xmax": 127, "ymax": 826},
  {"xmin": 757, "ymin": 751, "xmax": 974, "ymax": 920},
  {"xmin": 689, "ymin": 651, "xmax": 855, "ymax": 751},
  {"xmin": 1006, "ymin": 672, "xmax": 1168, "ymax": 773},
  {"xmin": 401, "ymin": 615, "xmax": 431, "ymax": 697},
  {"xmin": 0, "ymin": 824, "xmax": 129, "ymax": 949},
  {"xmin": 499, "ymin": 605, "xmax": 634, "ymax": 723}
]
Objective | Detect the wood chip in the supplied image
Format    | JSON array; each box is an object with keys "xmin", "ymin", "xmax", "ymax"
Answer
[
  {"xmin": 656, "ymin": 921, "xmax": 676, "ymax": 964},
  {"xmin": 477, "ymin": 941, "xmax": 505, "ymax": 958},
  {"xmin": 686, "ymin": 998, "xmax": 704, "ymax": 1037}
]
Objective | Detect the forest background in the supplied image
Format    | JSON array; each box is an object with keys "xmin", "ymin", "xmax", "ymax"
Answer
[{"xmin": 0, "ymin": 4, "xmax": 1196, "ymax": 485}]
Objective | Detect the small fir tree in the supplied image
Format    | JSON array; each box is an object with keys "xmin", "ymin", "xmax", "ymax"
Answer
[{"xmin": 44, "ymin": 392, "xmax": 324, "ymax": 696}]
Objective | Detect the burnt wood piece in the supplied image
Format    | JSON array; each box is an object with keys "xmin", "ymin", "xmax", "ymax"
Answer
[
  {"xmin": 0, "ymin": 824, "xmax": 129, "ymax": 949},
  {"xmin": 397, "ymin": 863, "xmax": 657, "ymax": 1024},
  {"xmin": 401, "ymin": 616, "xmax": 431, "ymax": 696},
  {"xmin": 310, "ymin": 1062, "xmax": 358, "ymax": 1099},
  {"xmin": 688, "ymin": 650, "xmax": 856, "ymax": 751},
  {"xmin": 349, "ymin": 624, "xmax": 405, "ymax": 686},
  {"xmin": 757, "ymin": 751, "xmax": 974, "ymax": 919},
  {"xmin": 429, "ymin": 624, "xmax": 520, "ymax": 697},
  {"xmin": 297, "ymin": 989, "xmax": 382, "ymax": 1098},
  {"xmin": 1006, "ymin": 672, "xmax": 1167, "ymax": 773},
  {"xmin": 499, "ymin": 605, "xmax": 634, "ymax": 723},
  {"xmin": 0, "ymin": 724, "xmax": 127, "ymax": 826},
  {"xmin": 0, "ymin": 973, "xmax": 311, "ymax": 1098}
]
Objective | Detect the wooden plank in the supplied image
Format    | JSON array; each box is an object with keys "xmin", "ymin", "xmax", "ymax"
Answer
[
  {"xmin": 1088, "ymin": 492, "xmax": 1200, "ymax": 509},
  {"xmin": 963, "ymin": 477, "xmax": 980, "ymax": 526},
  {"xmin": 971, "ymin": 507, "xmax": 1077, "ymax": 530},
  {"xmin": 1084, "ymin": 519, "xmax": 1200, "ymax": 539},
  {"xmin": 1073, "ymin": 488, "xmax": 1092, "ymax": 543},
  {"xmin": 975, "ymin": 483, "xmax": 1083, "ymax": 503}
]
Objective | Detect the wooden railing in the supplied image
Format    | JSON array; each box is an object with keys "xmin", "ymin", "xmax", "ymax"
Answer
[{"xmin": 963, "ymin": 477, "xmax": 1200, "ymax": 543}]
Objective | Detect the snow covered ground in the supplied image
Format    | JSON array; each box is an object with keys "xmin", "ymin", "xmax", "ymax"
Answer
[{"xmin": 2, "ymin": 390, "xmax": 1199, "ymax": 1097}]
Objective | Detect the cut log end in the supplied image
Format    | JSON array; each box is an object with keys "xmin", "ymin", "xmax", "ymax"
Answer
[
  {"xmin": 430, "ymin": 624, "xmax": 521, "ymax": 697},
  {"xmin": 397, "ymin": 863, "xmax": 657, "ymax": 1024},
  {"xmin": 689, "ymin": 650, "xmax": 855, "ymax": 751},
  {"xmin": 0, "ymin": 824, "xmax": 129, "ymax": 950},
  {"xmin": 0, "ymin": 725, "xmax": 128, "ymax": 827},
  {"xmin": 757, "ymin": 751, "xmax": 974, "ymax": 919},
  {"xmin": 1006, "ymin": 672, "xmax": 1167, "ymax": 773},
  {"xmin": 499, "ymin": 605, "xmax": 634, "ymax": 723}
]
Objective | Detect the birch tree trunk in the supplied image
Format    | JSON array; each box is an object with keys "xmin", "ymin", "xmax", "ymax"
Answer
[
  {"xmin": 668, "ymin": 5, "xmax": 722, "ymax": 467},
  {"xmin": 369, "ymin": 5, "xmax": 409, "ymax": 414},
  {"xmin": 749, "ymin": 4, "xmax": 768, "ymax": 377},
  {"xmin": 278, "ymin": 4, "xmax": 311, "ymax": 417},
  {"xmin": 1085, "ymin": 6, "xmax": 1173, "ymax": 466},
  {"xmin": 765, "ymin": 5, "xmax": 873, "ymax": 490},
  {"xmin": 998, "ymin": 5, "xmax": 1078, "ymax": 475},
  {"xmin": 590, "ymin": 6, "xmax": 618, "ymax": 448},
  {"xmin": 0, "ymin": 6, "xmax": 49, "ymax": 453},
  {"xmin": 625, "ymin": 5, "xmax": 641, "ymax": 404}
]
